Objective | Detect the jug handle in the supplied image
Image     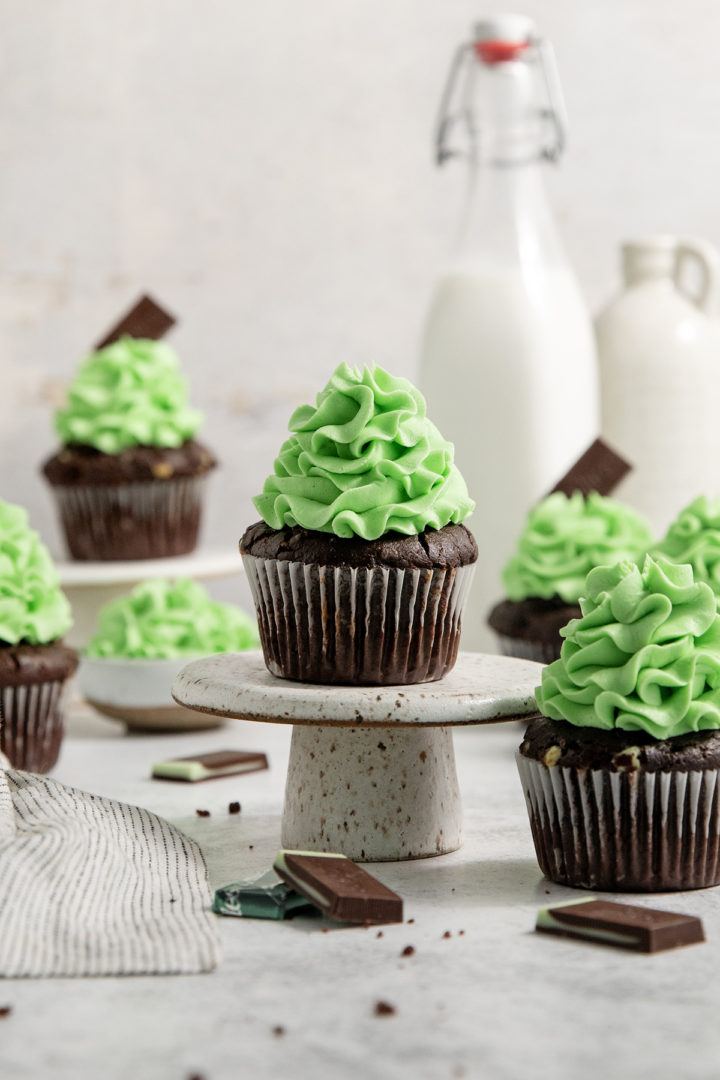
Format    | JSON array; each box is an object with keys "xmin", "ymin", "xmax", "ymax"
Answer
[{"xmin": 675, "ymin": 238, "xmax": 720, "ymax": 315}]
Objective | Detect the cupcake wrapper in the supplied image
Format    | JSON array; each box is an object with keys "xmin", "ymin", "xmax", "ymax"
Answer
[
  {"xmin": 516, "ymin": 752, "xmax": 720, "ymax": 891},
  {"xmin": 494, "ymin": 634, "xmax": 562, "ymax": 665},
  {"xmin": 50, "ymin": 476, "xmax": 207, "ymax": 560},
  {"xmin": 1, "ymin": 679, "xmax": 71, "ymax": 773},
  {"xmin": 242, "ymin": 555, "xmax": 476, "ymax": 685}
]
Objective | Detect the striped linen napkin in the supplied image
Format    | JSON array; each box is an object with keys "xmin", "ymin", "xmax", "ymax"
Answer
[{"xmin": 0, "ymin": 763, "xmax": 221, "ymax": 977}]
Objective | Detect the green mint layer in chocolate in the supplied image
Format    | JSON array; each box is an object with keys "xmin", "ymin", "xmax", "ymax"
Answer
[
  {"xmin": 650, "ymin": 496, "xmax": 720, "ymax": 601},
  {"xmin": 0, "ymin": 499, "xmax": 72, "ymax": 645},
  {"xmin": 535, "ymin": 556, "xmax": 720, "ymax": 739},
  {"xmin": 85, "ymin": 578, "xmax": 259, "ymax": 659},
  {"xmin": 503, "ymin": 491, "xmax": 652, "ymax": 603},
  {"xmin": 253, "ymin": 362, "xmax": 474, "ymax": 540},
  {"xmin": 55, "ymin": 336, "xmax": 202, "ymax": 454},
  {"xmin": 213, "ymin": 872, "xmax": 315, "ymax": 920}
]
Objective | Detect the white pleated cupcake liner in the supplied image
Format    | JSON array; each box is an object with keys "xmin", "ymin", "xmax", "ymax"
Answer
[
  {"xmin": 242, "ymin": 554, "xmax": 476, "ymax": 685},
  {"xmin": 516, "ymin": 752, "xmax": 720, "ymax": 891},
  {"xmin": 1, "ymin": 678, "xmax": 72, "ymax": 773},
  {"xmin": 51, "ymin": 475, "xmax": 207, "ymax": 560}
]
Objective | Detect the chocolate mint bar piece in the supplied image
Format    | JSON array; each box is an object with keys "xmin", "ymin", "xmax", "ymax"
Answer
[
  {"xmin": 152, "ymin": 750, "xmax": 268, "ymax": 782},
  {"xmin": 536, "ymin": 899, "xmax": 704, "ymax": 953},
  {"xmin": 213, "ymin": 871, "xmax": 314, "ymax": 920},
  {"xmin": 273, "ymin": 850, "xmax": 403, "ymax": 925},
  {"xmin": 548, "ymin": 438, "xmax": 631, "ymax": 499},
  {"xmin": 95, "ymin": 294, "xmax": 176, "ymax": 349}
]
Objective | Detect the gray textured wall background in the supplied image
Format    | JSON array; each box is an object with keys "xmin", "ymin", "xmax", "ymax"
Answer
[{"xmin": 1, "ymin": 1, "xmax": 719, "ymax": 597}]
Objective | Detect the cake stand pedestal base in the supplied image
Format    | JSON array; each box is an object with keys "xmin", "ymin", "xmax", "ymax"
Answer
[{"xmin": 282, "ymin": 725, "xmax": 461, "ymax": 861}]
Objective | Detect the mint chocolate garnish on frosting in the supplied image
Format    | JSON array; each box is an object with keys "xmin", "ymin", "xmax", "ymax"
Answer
[
  {"xmin": 650, "ymin": 496, "xmax": 720, "ymax": 601},
  {"xmin": 253, "ymin": 362, "xmax": 474, "ymax": 541},
  {"xmin": 85, "ymin": 579, "xmax": 259, "ymax": 660},
  {"xmin": 55, "ymin": 337, "xmax": 202, "ymax": 455},
  {"xmin": 535, "ymin": 556, "xmax": 720, "ymax": 739},
  {"xmin": 0, "ymin": 499, "xmax": 72, "ymax": 645},
  {"xmin": 502, "ymin": 492, "xmax": 652, "ymax": 604}
]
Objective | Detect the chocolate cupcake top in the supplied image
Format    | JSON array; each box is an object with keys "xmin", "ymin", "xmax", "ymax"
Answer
[
  {"xmin": 85, "ymin": 578, "xmax": 259, "ymax": 660},
  {"xmin": 55, "ymin": 336, "xmax": 202, "ymax": 454},
  {"xmin": 535, "ymin": 556, "xmax": 720, "ymax": 740},
  {"xmin": 252, "ymin": 363, "xmax": 474, "ymax": 541},
  {"xmin": 502, "ymin": 492, "xmax": 652, "ymax": 603},
  {"xmin": 0, "ymin": 499, "xmax": 72, "ymax": 645},
  {"xmin": 650, "ymin": 495, "xmax": 720, "ymax": 601}
]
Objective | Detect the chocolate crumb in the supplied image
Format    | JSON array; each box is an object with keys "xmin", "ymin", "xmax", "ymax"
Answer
[
  {"xmin": 272, "ymin": 1026, "xmax": 285, "ymax": 1037},
  {"xmin": 407, "ymin": 918, "xmax": 415, "ymax": 924},
  {"xmin": 374, "ymin": 1001, "xmax": 396, "ymax": 1017},
  {"xmin": 249, "ymin": 845, "xmax": 254, "ymax": 850},
  {"xmin": 0, "ymin": 1006, "xmax": 12, "ymax": 1018},
  {"xmin": 195, "ymin": 809, "xmax": 210, "ymax": 818},
  {"xmin": 442, "ymin": 931, "xmax": 451, "ymax": 939},
  {"xmin": 401, "ymin": 945, "xmax": 415, "ymax": 957},
  {"xmin": 228, "ymin": 801, "xmax": 241, "ymax": 815},
  {"xmin": 321, "ymin": 928, "xmax": 329, "ymax": 934},
  {"xmin": 376, "ymin": 931, "xmax": 384, "ymax": 939},
  {"xmin": 458, "ymin": 930, "xmax": 465, "ymax": 936}
]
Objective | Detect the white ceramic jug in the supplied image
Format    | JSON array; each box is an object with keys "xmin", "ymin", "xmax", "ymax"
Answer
[{"xmin": 596, "ymin": 236, "xmax": 720, "ymax": 535}]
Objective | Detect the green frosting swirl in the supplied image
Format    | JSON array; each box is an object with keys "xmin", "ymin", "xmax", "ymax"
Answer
[
  {"xmin": 55, "ymin": 337, "xmax": 202, "ymax": 454},
  {"xmin": 0, "ymin": 500, "xmax": 72, "ymax": 645},
  {"xmin": 650, "ymin": 496, "xmax": 720, "ymax": 600},
  {"xmin": 253, "ymin": 363, "xmax": 474, "ymax": 540},
  {"xmin": 503, "ymin": 492, "xmax": 653, "ymax": 603},
  {"xmin": 85, "ymin": 578, "xmax": 260, "ymax": 659},
  {"xmin": 535, "ymin": 557, "xmax": 720, "ymax": 739}
]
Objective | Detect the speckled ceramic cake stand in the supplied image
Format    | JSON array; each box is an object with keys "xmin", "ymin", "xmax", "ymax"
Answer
[{"xmin": 172, "ymin": 650, "xmax": 542, "ymax": 862}]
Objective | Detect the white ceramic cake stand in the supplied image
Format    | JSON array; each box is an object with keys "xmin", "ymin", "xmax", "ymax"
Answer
[{"xmin": 172, "ymin": 650, "xmax": 542, "ymax": 863}]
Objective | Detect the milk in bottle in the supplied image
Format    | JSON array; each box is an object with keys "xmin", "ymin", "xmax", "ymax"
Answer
[{"xmin": 419, "ymin": 14, "xmax": 598, "ymax": 650}]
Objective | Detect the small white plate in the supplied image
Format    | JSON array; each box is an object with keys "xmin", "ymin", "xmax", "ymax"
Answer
[{"xmin": 78, "ymin": 654, "xmax": 225, "ymax": 732}]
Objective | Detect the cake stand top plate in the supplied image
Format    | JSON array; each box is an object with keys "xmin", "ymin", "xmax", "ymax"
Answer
[{"xmin": 172, "ymin": 650, "xmax": 543, "ymax": 728}]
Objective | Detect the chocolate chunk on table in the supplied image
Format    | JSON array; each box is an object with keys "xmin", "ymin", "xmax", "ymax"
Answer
[
  {"xmin": 547, "ymin": 437, "xmax": 631, "ymax": 499},
  {"xmin": 152, "ymin": 750, "xmax": 269, "ymax": 782},
  {"xmin": 95, "ymin": 294, "xmax": 176, "ymax": 349},
  {"xmin": 536, "ymin": 899, "xmax": 704, "ymax": 953},
  {"xmin": 273, "ymin": 850, "xmax": 403, "ymax": 925}
]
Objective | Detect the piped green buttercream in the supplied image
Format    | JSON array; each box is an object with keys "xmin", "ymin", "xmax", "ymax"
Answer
[
  {"xmin": 0, "ymin": 500, "xmax": 72, "ymax": 645},
  {"xmin": 253, "ymin": 363, "xmax": 474, "ymax": 540},
  {"xmin": 502, "ymin": 492, "xmax": 653, "ymax": 603},
  {"xmin": 535, "ymin": 557, "xmax": 720, "ymax": 739},
  {"xmin": 85, "ymin": 578, "xmax": 259, "ymax": 659},
  {"xmin": 650, "ymin": 496, "xmax": 720, "ymax": 600},
  {"xmin": 55, "ymin": 337, "xmax": 202, "ymax": 454}
]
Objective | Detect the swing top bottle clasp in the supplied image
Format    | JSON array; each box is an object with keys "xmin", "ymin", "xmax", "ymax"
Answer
[{"xmin": 435, "ymin": 13, "xmax": 568, "ymax": 167}]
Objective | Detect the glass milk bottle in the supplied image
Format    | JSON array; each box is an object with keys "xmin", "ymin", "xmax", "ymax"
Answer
[
  {"xmin": 596, "ymin": 236, "xmax": 720, "ymax": 535},
  {"xmin": 419, "ymin": 14, "xmax": 598, "ymax": 651}
]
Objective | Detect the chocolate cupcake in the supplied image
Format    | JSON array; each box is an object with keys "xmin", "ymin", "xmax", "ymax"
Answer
[
  {"xmin": 0, "ymin": 499, "xmax": 77, "ymax": 771},
  {"xmin": 518, "ymin": 556, "xmax": 720, "ymax": 891},
  {"xmin": 488, "ymin": 492, "xmax": 652, "ymax": 663},
  {"xmin": 42, "ymin": 337, "xmax": 216, "ymax": 560},
  {"xmin": 240, "ymin": 363, "xmax": 477, "ymax": 685}
]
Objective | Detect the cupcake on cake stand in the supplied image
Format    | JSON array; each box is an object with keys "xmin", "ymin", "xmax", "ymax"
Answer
[{"xmin": 176, "ymin": 362, "xmax": 543, "ymax": 860}]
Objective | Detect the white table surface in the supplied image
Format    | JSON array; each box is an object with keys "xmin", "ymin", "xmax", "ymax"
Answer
[{"xmin": 3, "ymin": 697, "xmax": 720, "ymax": 1080}]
